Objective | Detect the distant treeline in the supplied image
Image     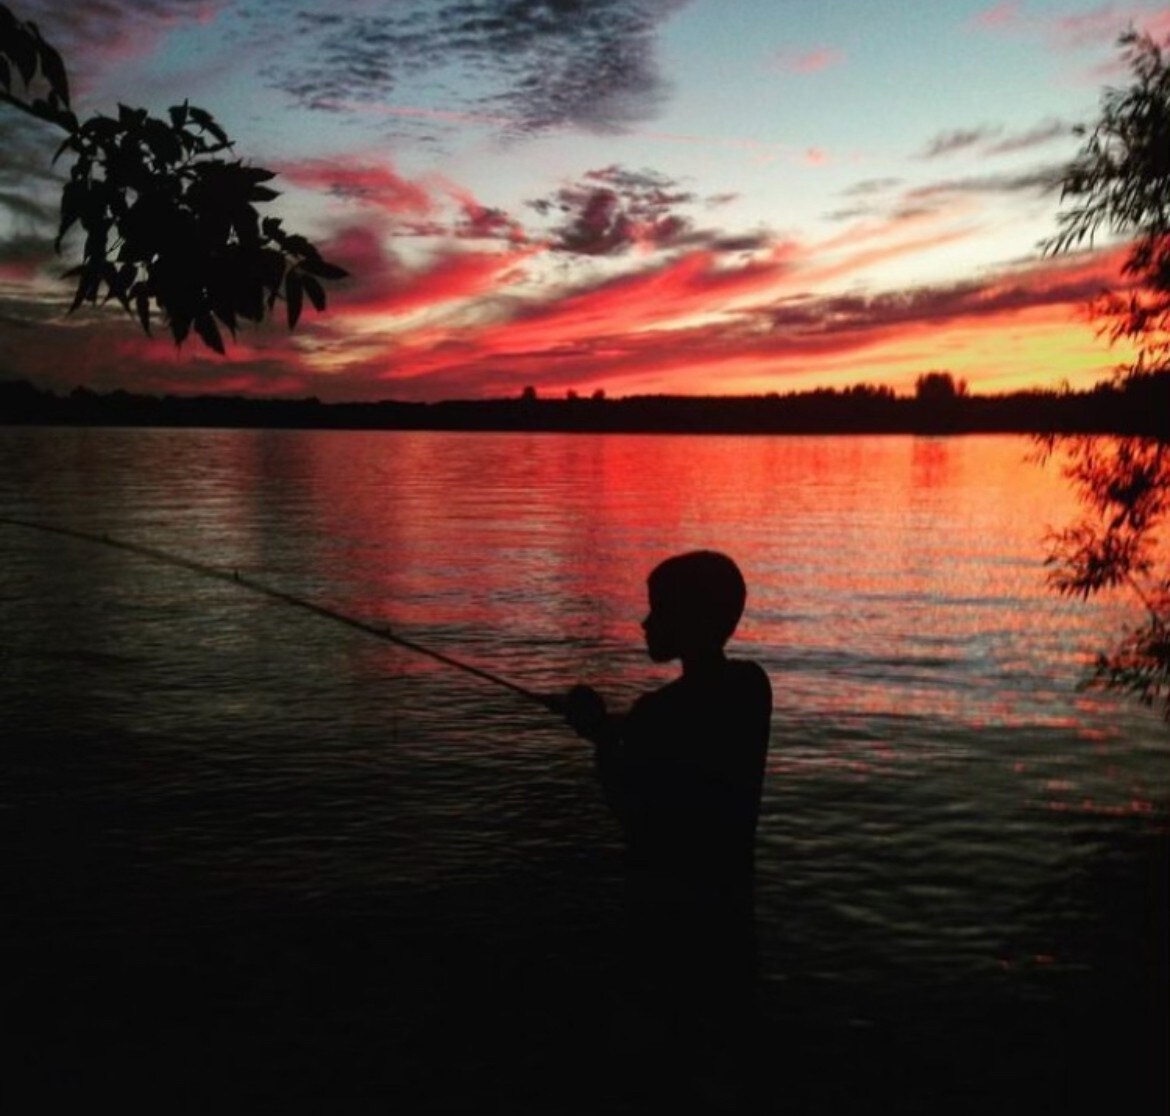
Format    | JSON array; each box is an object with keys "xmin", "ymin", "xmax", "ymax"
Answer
[{"xmin": 1, "ymin": 373, "xmax": 1167, "ymax": 438}]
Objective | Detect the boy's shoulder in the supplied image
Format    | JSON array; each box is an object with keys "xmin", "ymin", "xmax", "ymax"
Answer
[
  {"xmin": 728, "ymin": 657, "xmax": 769, "ymax": 684},
  {"xmin": 635, "ymin": 658, "xmax": 770, "ymax": 714}
]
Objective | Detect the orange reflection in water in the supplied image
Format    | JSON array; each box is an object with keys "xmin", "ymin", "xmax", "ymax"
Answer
[
  {"xmin": 237, "ymin": 423, "xmax": 1161, "ymax": 833},
  {"xmin": 293, "ymin": 430, "xmax": 1126, "ymax": 729}
]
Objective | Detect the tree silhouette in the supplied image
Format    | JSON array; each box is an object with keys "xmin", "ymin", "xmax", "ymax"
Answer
[
  {"xmin": 914, "ymin": 370, "xmax": 967, "ymax": 402},
  {"xmin": 0, "ymin": 3, "xmax": 346, "ymax": 353},
  {"xmin": 1042, "ymin": 29, "xmax": 1169, "ymax": 717}
]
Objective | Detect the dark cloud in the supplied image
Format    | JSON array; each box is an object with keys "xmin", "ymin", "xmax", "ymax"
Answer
[
  {"xmin": 841, "ymin": 177, "xmax": 903, "ymax": 197},
  {"xmin": 703, "ymin": 232, "xmax": 773, "ymax": 253},
  {"xmin": 905, "ymin": 166, "xmax": 1063, "ymax": 201},
  {"xmin": 920, "ymin": 125, "xmax": 1002, "ymax": 158},
  {"xmin": 454, "ymin": 201, "xmax": 526, "ymax": 243},
  {"xmin": 704, "ymin": 191, "xmax": 740, "ymax": 208},
  {"xmin": 920, "ymin": 118, "xmax": 1076, "ymax": 161},
  {"xmin": 825, "ymin": 177, "xmax": 905, "ymax": 220},
  {"xmin": 985, "ymin": 118, "xmax": 1074, "ymax": 155},
  {"xmin": 822, "ymin": 205, "xmax": 876, "ymax": 222},
  {"xmin": 766, "ymin": 266, "xmax": 1110, "ymax": 335},
  {"xmin": 527, "ymin": 163, "xmax": 774, "ymax": 257},
  {"xmin": 529, "ymin": 164, "xmax": 696, "ymax": 254},
  {"xmin": 827, "ymin": 163, "xmax": 1062, "ymax": 223},
  {"xmin": 264, "ymin": 0, "xmax": 683, "ymax": 135}
]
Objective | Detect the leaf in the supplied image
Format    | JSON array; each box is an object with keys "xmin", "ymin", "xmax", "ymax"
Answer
[
  {"xmin": 259, "ymin": 247, "xmax": 285, "ymax": 292},
  {"xmin": 169, "ymin": 313, "xmax": 191, "ymax": 346},
  {"xmin": 68, "ymin": 266, "xmax": 97, "ymax": 313},
  {"xmin": 56, "ymin": 179, "xmax": 83, "ymax": 250},
  {"xmin": 248, "ymin": 186, "xmax": 279, "ymax": 202},
  {"xmin": 193, "ymin": 312, "xmax": 225, "ymax": 354},
  {"xmin": 299, "ymin": 258, "xmax": 348, "ymax": 280},
  {"xmin": 286, "ymin": 271, "xmax": 303, "ymax": 330},
  {"xmin": 134, "ymin": 287, "xmax": 151, "ymax": 335},
  {"xmin": 37, "ymin": 39, "xmax": 69, "ymax": 107},
  {"xmin": 117, "ymin": 102, "xmax": 145, "ymax": 128},
  {"xmin": 188, "ymin": 106, "xmax": 229, "ymax": 147},
  {"xmin": 98, "ymin": 260, "xmax": 119, "ymax": 303},
  {"xmin": 291, "ymin": 238, "xmax": 324, "ymax": 262},
  {"xmin": 113, "ymin": 263, "xmax": 136, "ymax": 308},
  {"xmin": 301, "ymin": 273, "xmax": 326, "ymax": 312},
  {"xmin": 7, "ymin": 23, "xmax": 36, "ymax": 85},
  {"xmin": 168, "ymin": 101, "xmax": 189, "ymax": 129},
  {"xmin": 143, "ymin": 118, "xmax": 182, "ymax": 166}
]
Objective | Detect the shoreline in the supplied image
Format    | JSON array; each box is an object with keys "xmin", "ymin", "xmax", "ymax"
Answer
[{"xmin": 3, "ymin": 373, "xmax": 1167, "ymax": 438}]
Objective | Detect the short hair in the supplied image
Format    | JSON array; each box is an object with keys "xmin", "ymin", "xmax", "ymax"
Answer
[{"xmin": 648, "ymin": 550, "xmax": 746, "ymax": 648}]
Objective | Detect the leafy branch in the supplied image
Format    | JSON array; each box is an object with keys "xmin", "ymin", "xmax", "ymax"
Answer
[
  {"xmin": 1041, "ymin": 28, "xmax": 1170, "ymax": 718},
  {"xmin": 0, "ymin": 2, "xmax": 346, "ymax": 353}
]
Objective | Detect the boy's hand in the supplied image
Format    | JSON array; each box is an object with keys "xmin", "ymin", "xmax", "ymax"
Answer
[{"xmin": 564, "ymin": 683, "xmax": 608, "ymax": 741}]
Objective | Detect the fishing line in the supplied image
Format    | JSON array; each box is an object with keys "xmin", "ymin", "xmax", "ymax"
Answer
[{"xmin": 0, "ymin": 515, "xmax": 559, "ymax": 712}]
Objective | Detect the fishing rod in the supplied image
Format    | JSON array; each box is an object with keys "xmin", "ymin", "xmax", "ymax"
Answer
[{"xmin": 0, "ymin": 515, "xmax": 561, "ymax": 713}]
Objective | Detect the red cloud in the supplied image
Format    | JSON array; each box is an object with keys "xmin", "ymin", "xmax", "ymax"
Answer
[
  {"xmin": 352, "ymin": 250, "xmax": 534, "ymax": 318},
  {"xmin": 316, "ymin": 221, "xmax": 535, "ymax": 318},
  {"xmin": 773, "ymin": 47, "xmax": 845, "ymax": 73},
  {"xmin": 341, "ymin": 243, "xmax": 1127, "ymax": 400},
  {"xmin": 3, "ymin": 204, "xmax": 1130, "ymax": 405},
  {"xmin": 972, "ymin": 2, "xmax": 1170, "ymax": 53},
  {"xmin": 970, "ymin": 2, "xmax": 1021, "ymax": 30},
  {"xmin": 28, "ymin": 2, "xmax": 223, "ymax": 93},
  {"xmin": 279, "ymin": 160, "xmax": 436, "ymax": 217},
  {"xmin": 441, "ymin": 182, "xmax": 527, "ymax": 244},
  {"xmin": 1050, "ymin": 5, "xmax": 1170, "ymax": 50}
]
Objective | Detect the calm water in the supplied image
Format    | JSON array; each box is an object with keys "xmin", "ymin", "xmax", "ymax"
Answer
[{"xmin": 1, "ymin": 427, "xmax": 1166, "ymax": 1111}]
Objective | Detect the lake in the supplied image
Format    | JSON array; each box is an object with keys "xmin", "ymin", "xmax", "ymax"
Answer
[{"xmin": 1, "ymin": 426, "xmax": 1165, "ymax": 1113}]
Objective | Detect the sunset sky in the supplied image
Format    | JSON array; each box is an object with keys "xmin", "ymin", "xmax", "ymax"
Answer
[{"xmin": 2, "ymin": 0, "xmax": 1168, "ymax": 402}]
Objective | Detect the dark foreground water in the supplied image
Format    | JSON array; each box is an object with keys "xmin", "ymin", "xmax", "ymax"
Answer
[{"xmin": 1, "ymin": 427, "xmax": 1166, "ymax": 1113}]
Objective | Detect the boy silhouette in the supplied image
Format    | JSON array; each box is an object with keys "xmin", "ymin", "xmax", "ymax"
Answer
[
  {"xmin": 566, "ymin": 550, "xmax": 771, "ymax": 905},
  {"xmin": 565, "ymin": 550, "xmax": 772, "ymax": 1067}
]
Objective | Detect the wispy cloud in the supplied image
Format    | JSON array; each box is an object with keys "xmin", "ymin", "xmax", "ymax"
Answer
[
  {"xmin": 970, "ymin": 1, "xmax": 1023, "ymax": 31},
  {"xmin": 278, "ymin": 159, "xmax": 437, "ymax": 217},
  {"xmin": 2, "ymin": 238, "xmax": 1126, "ymax": 401},
  {"xmin": 919, "ymin": 119, "xmax": 1074, "ymax": 162},
  {"xmin": 321, "ymin": 221, "xmax": 534, "ymax": 319},
  {"xmin": 985, "ymin": 118, "xmax": 1075, "ymax": 154},
  {"xmin": 772, "ymin": 46, "xmax": 845, "ymax": 74},
  {"xmin": 19, "ymin": 0, "xmax": 223, "ymax": 95},
  {"xmin": 260, "ymin": 0, "xmax": 684, "ymax": 136},
  {"xmin": 920, "ymin": 126, "xmax": 1003, "ymax": 159},
  {"xmin": 766, "ymin": 250, "xmax": 1123, "ymax": 334},
  {"xmin": 903, "ymin": 166, "xmax": 1062, "ymax": 204},
  {"xmin": 327, "ymin": 246, "xmax": 1124, "ymax": 400},
  {"xmin": 529, "ymin": 165, "xmax": 696, "ymax": 255},
  {"xmin": 828, "ymin": 162, "xmax": 1059, "ymax": 224},
  {"xmin": 971, "ymin": 2, "xmax": 1170, "ymax": 54}
]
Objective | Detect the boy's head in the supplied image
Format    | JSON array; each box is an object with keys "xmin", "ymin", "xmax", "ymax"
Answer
[{"xmin": 642, "ymin": 550, "xmax": 746, "ymax": 662}]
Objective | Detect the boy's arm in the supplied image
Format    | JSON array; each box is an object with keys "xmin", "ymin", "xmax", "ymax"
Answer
[
  {"xmin": 564, "ymin": 685, "xmax": 634, "ymax": 830},
  {"xmin": 563, "ymin": 684, "xmax": 619, "ymax": 747}
]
